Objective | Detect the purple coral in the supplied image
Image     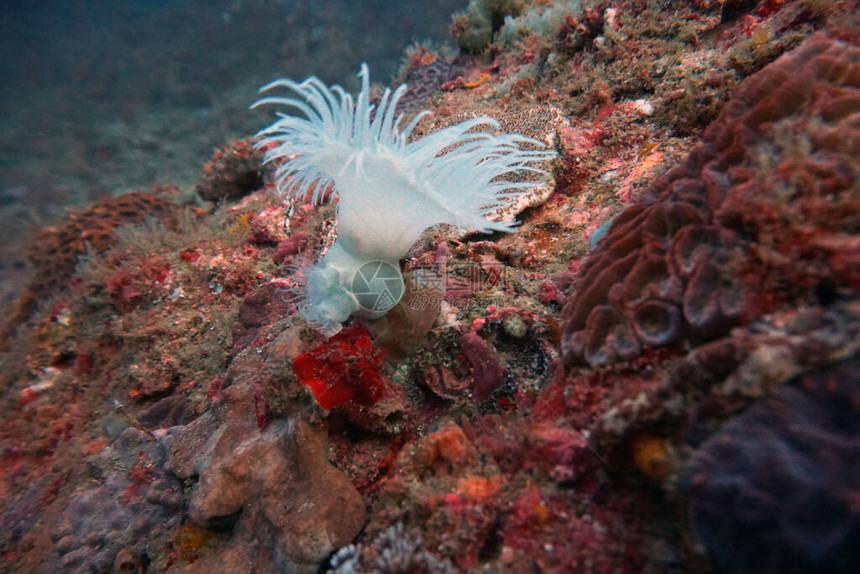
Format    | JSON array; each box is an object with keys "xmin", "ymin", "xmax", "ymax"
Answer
[
  {"xmin": 460, "ymin": 332, "xmax": 506, "ymax": 401},
  {"xmin": 682, "ymin": 354, "xmax": 860, "ymax": 574}
]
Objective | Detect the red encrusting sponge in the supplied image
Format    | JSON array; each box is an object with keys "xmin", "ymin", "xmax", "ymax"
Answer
[{"xmin": 292, "ymin": 325, "xmax": 386, "ymax": 409}]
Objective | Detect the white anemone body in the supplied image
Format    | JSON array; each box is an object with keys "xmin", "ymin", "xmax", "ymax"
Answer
[{"xmin": 254, "ymin": 64, "xmax": 555, "ymax": 334}]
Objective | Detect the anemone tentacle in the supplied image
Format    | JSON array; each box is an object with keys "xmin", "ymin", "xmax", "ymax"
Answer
[{"xmin": 252, "ymin": 64, "xmax": 555, "ymax": 334}]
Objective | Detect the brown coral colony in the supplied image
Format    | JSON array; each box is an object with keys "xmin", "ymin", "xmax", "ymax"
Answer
[
  {"xmin": 4, "ymin": 190, "xmax": 180, "ymax": 337},
  {"xmin": 562, "ymin": 34, "xmax": 860, "ymax": 367}
]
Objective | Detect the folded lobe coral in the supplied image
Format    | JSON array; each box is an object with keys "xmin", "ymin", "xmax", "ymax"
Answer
[{"xmin": 561, "ymin": 34, "xmax": 860, "ymax": 367}]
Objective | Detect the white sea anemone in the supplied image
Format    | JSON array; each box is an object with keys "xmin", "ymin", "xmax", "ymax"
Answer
[{"xmin": 253, "ymin": 64, "xmax": 555, "ymax": 335}]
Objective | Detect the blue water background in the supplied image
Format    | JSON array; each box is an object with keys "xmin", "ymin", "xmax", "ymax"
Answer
[
  {"xmin": 0, "ymin": 0, "xmax": 464, "ymax": 306},
  {"xmin": 0, "ymin": 0, "xmax": 464, "ymax": 204}
]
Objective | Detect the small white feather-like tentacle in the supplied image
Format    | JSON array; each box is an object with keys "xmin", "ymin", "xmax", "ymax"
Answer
[
  {"xmin": 252, "ymin": 63, "xmax": 556, "ymax": 332},
  {"xmin": 378, "ymin": 84, "xmax": 408, "ymax": 144},
  {"xmin": 251, "ymin": 97, "xmax": 321, "ymax": 123},
  {"xmin": 253, "ymin": 63, "xmax": 555, "ymax": 225},
  {"xmin": 369, "ymin": 88, "xmax": 391, "ymax": 138},
  {"xmin": 400, "ymin": 110, "xmax": 430, "ymax": 142}
]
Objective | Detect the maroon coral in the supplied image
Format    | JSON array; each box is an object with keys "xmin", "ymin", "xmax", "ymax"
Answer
[
  {"xmin": 562, "ymin": 34, "xmax": 860, "ymax": 367},
  {"xmin": 460, "ymin": 332, "xmax": 506, "ymax": 401}
]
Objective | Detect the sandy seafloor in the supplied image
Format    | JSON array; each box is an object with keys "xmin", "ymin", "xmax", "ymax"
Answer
[{"xmin": 1, "ymin": 1, "xmax": 859, "ymax": 573}]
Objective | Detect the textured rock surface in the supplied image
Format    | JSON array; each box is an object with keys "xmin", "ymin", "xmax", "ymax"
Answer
[
  {"xmin": 163, "ymin": 380, "xmax": 366, "ymax": 574},
  {"xmin": 397, "ymin": 58, "xmax": 457, "ymax": 116},
  {"xmin": 576, "ymin": 302, "xmax": 860, "ymax": 461},
  {"xmin": 196, "ymin": 138, "xmax": 267, "ymax": 202},
  {"xmin": 561, "ymin": 34, "xmax": 860, "ymax": 367},
  {"xmin": 682, "ymin": 354, "xmax": 860, "ymax": 574},
  {"xmin": 2, "ymin": 3, "xmax": 858, "ymax": 573},
  {"xmin": 47, "ymin": 428, "xmax": 183, "ymax": 573},
  {"xmin": 460, "ymin": 332, "xmax": 506, "ymax": 400},
  {"xmin": 230, "ymin": 279, "xmax": 298, "ymax": 352}
]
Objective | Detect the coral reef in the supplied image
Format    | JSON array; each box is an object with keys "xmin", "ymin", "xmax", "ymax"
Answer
[
  {"xmin": 329, "ymin": 523, "xmax": 459, "ymax": 574},
  {"xmin": 498, "ymin": 0, "xmax": 583, "ymax": 46},
  {"xmin": 230, "ymin": 279, "xmax": 299, "ymax": 352},
  {"xmin": 47, "ymin": 428, "xmax": 183, "ymax": 572},
  {"xmin": 561, "ymin": 33, "xmax": 860, "ymax": 367},
  {"xmin": 293, "ymin": 324, "xmax": 387, "ymax": 410},
  {"xmin": 460, "ymin": 332, "xmax": 506, "ymax": 400},
  {"xmin": 163, "ymin": 378, "xmax": 366, "ymax": 573},
  {"xmin": 396, "ymin": 54, "xmax": 457, "ymax": 115},
  {"xmin": 450, "ymin": 0, "xmax": 528, "ymax": 53},
  {"xmin": 1, "ymin": 2, "xmax": 859, "ymax": 573}
]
